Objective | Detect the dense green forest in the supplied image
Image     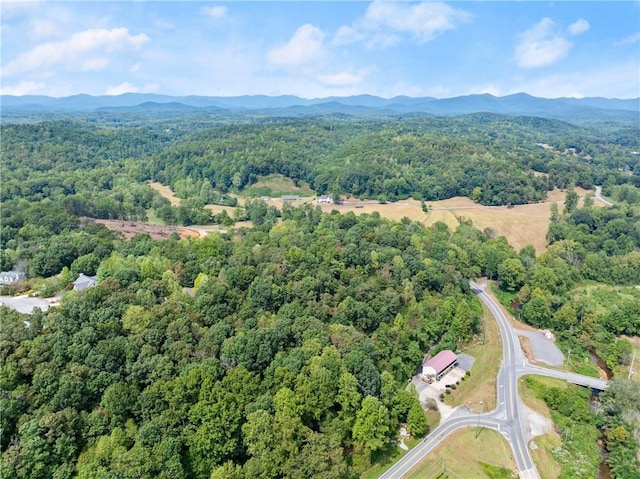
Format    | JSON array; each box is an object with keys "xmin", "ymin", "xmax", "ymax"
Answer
[
  {"xmin": 2, "ymin": 113, "xmax": 639, "ymax": 278},
  {"xmin": 1, "ymin": 112, "xmax": 639, "ymax": 478},
  {"xmin": 2, "ymin": 210, "xmax": 486, "ymax": 478},
  {"xmin": 3, "ymin": 114, "xmax": 639, "ymax": 213},
  {"xmin": 494, "ymin": 188, "xmax": 640, "ymax": 373}
]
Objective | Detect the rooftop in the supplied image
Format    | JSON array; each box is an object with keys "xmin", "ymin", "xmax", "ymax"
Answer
[{"xmin": 423, "ymin": 350, "xmax": 457, "ymax": 375}]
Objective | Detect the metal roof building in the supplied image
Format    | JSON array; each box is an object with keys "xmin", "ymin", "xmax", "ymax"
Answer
[{"xmin": 421, "ymin": 350, "xmax": 458, "ymax": 382}]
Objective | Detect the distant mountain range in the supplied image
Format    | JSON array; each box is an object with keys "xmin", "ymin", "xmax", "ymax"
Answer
[{"xmin": 2, "ymin": 92, "xmax": 639, "ymax": 121}]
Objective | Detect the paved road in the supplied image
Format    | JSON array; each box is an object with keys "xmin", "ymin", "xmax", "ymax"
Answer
[
  {"xmin": 380, "ymin": 281, "xmax": 608, "ymax": 479},
  {"xmin": 520, "ymin": 364, "xmax": 609, "ymax": 391}
]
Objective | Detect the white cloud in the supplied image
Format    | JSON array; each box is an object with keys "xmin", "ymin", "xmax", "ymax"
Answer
[
  {"xmin": 515, "ymin": 18, "xmax": 572, "ymax": 68},
  {"xmin": 0, "ymin": 81, "xmax": 46, "ymax": 96},
  {"xmin": 201, "ymin": 6, "xmax": 227, "ymax": 20},
  {"xmin": 267, "ymin": 24, "xmax": 326, "ymax": 68},
  {"xmin": 30, "ymin": 18, "xmax": 61, "ymax": 39},
  {"xmin": 2, "ymin": 27, "xmax": 149, "ymax": 77},
  {"xmin": 615, "ymin": 32, "xmax": 640, "ymax": 46},
  {"xmin": 508, "ymin": 60, "xmax": 640, "ymax": 98},
  {"xmin": 82, "ymin": 57, "xmax": 109, "ymax": 71},
  {"xmin": 105, "ymin": 82, "xmax": 159, "ymax": 96},
  {"xmin": 334, "ymin": 1, "xmax": 472, "ymax": 47},
  {"xmin": 568, "ymin": 19, "xmax": 589, "ymax": 36},
  {"xmin": 317, "ymin": 71, "xmax": 366, "ymax": 87}
]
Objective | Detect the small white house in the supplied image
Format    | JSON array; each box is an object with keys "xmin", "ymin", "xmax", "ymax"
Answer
[
  {"xmin": 0, "ymin": 271, "xmax": 26, "ymax": 285},
  {"xmin": 317, "ymin": 195, "xmax": 333, "ymax": 204},
  {"xmin": 73, "ymin": 274, "xmax": 97, "ymax": 292}
]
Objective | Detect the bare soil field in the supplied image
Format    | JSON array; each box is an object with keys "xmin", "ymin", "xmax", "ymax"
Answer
[{"xmin": 93, "ymin": 219, "xmax": 200, "ymax": 240}]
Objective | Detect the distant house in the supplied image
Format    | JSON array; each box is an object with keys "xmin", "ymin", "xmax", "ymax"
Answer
[
  {"xmin": 281, "ymin": 195, "xmax": 300, "ymax": 201},
  {"xmin": 0, "ymin": 271, "xmax": 26, "ymax": 285},
  {"xmin": 317, "ymin": 195, "xmax": 333, "ymax": 204},
  {"xmin": 73, "ymin": 274, "xmax": 97, "ymax": 292},
  {"xmin": 421, "ymin": 350, "xmax": 458, "ymax": 383}
]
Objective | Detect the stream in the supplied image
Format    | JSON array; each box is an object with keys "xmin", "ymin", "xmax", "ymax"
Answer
[{"xmin": 589, "ymin": 349, "xmax": 613, "ymax": 479}]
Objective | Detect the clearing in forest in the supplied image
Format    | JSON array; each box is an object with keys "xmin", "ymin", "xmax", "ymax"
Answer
[
  {"xmin": 150, "ymin": 180, "xmax": 594, "ymax": 253},
  {"xmin": 242, "ymin": 174, "xmax": 315, "ymax": 198}
]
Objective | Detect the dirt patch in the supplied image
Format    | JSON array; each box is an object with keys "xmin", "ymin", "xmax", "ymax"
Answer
[
  {"xmin": 520, "ymin": 336, "xmax": 536, "ymax": 364},
  {"xmin": 93, "ymin": 219, "xmax": 200, "ymax": 240},
  {"xmin": 523, "ymin": 403, "xmax": 554, "ymax": 438},
  {"xmin": 622, "ymin": 335, "xmax": 640, "ymax": 349}
]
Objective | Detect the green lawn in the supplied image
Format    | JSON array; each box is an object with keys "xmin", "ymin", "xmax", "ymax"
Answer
[
  {"xmin": 242, "ymin": 174, "xmax": 315, "ymax": 198},
  {"xmin": 445, "ymin": 303, "xmax": 503, "ymax": 412},
  {"xmin": 405, "ymin": 428, "xmax": 516, "ymax": 479}
]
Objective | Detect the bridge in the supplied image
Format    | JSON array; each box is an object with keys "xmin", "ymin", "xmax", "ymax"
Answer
[{"xmin": 520, "ymin": 364, "xmax": 609, "ymax": 391}]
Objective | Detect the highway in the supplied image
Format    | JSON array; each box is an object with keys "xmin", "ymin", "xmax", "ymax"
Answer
[{"xmin": 380, "ymin": 281, "xmax": 608, "ymax": 479}]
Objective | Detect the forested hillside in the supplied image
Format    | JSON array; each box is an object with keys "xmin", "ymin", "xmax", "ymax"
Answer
[
  {"xmin": 1, "ymin": 209, "xmax": 487, "ymax": 478},
  {"xmin": 1, "ymin": 111, "xmax": 639, "ymax": 478}
]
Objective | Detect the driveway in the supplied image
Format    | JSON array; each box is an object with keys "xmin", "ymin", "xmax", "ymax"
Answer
[
  {"xmin": 0, "ymin": 295, "xmax": 51, "ymax": 314},
  {"xmin": 411, "ymin": 366, "xmax": 470, "ymax": 422}
]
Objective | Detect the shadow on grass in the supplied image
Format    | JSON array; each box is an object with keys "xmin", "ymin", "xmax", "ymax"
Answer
[
  {"xmin": 370, "ymin": 441, "xmax": 406, "ymax": 467},
  {"xmin": 355, "ymin": 436, "xmax": 424, "ymax": 479}
]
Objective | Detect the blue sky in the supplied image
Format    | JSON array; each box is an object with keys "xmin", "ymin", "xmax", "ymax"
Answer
[{"xmin": 1, "ymin": 1, "xmax": 639, "ymax": 99}]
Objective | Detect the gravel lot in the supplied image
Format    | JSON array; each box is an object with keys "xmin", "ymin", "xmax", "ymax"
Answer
[
  {"xmin": 0, "ymin": 295, "xmax": 51, "ymax": 314},
  {"xmin": 516, "ymin": 329, "xmax": 564, "ymax": 366}
]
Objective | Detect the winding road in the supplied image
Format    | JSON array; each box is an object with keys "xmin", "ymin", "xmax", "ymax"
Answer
[{"xmin": 380, "ymin": 281, "xmax": 608, "ymax": 479}]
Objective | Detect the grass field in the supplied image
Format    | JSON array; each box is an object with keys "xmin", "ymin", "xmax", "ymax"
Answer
[
  {"xmin": 445, "ymin": 302, "xmax": 502, "ymax": 412},
  {"xmin": 242, "ymin": 174, "xmax": 315, "ymax": 197},
  {"xmin": 518, "ymin": 375, "xmax": 567, "ymax": 479},
  {"xmin": 150, "ymin": 180, "xmax": 595, "ymax": 253},
  {"xmin": 320, "ymin": 188, "xmax": 592, "ymax": 252},
  {"xmin": 405, "ymin": 428, "xmax": 516, "ymax": 479},
  {"xmin": 149, "ymin": 181, "xmax": 181, "ymax": 206}
]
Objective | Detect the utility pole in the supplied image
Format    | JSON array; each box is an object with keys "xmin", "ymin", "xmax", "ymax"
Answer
[
  {"xmin": 566, "ymin": 348, "xmax": 571, "ymax": 367},
  {"xmin": 629, "ymin": 352, "xmax": 636, "ymax": 380},
  {"xmin": 475, "ymin": 400, "xmax": 483, "ymax": 438}
]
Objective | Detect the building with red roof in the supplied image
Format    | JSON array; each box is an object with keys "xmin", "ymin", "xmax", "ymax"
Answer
[{"xmin": 421, "ymin": 350, "xmax": 458, "ymax": 383}]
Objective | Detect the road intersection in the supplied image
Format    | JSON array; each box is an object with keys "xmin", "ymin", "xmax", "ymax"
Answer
[{"xmin": 380, "ymin": 281, "xmax": 608, "ymax": 479}]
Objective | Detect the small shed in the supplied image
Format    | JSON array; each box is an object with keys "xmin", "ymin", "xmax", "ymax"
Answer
[
  {"xmin": 421, "ymin": 350, "xmax": 458, "ymax": 383},
  {"xmin": 73, "ymin": 274, "xmax": 97, "ymax": 292}
]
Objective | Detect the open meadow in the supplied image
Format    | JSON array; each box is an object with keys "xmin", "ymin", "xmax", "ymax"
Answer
[{"xmin": 149, "ymin": 181, "xmax": 595, "ymax": 252}]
